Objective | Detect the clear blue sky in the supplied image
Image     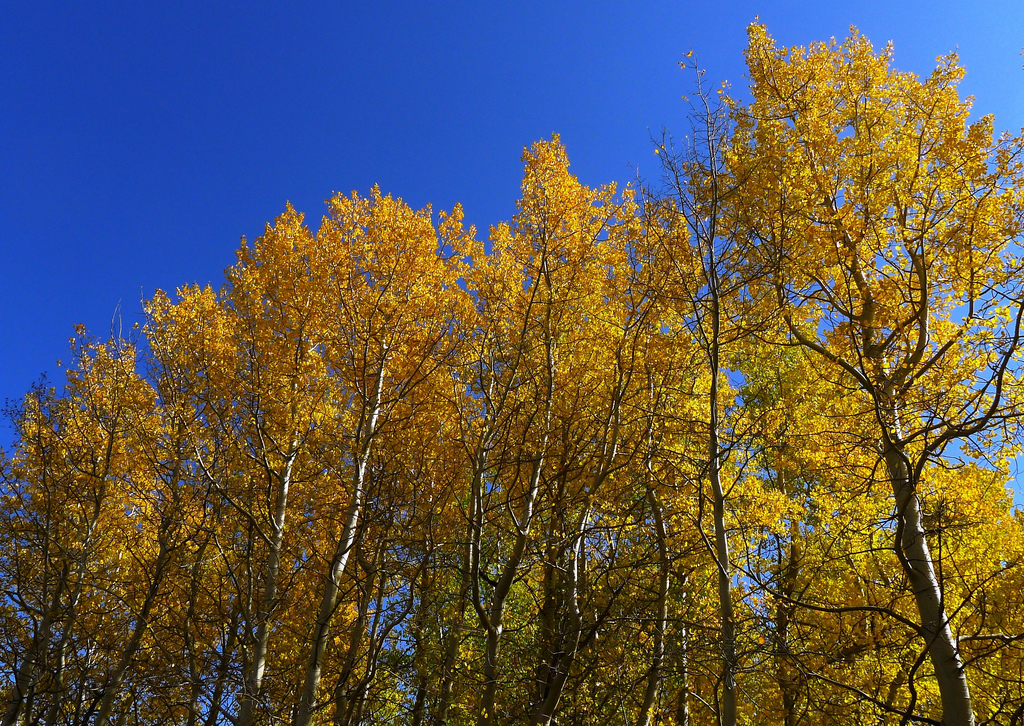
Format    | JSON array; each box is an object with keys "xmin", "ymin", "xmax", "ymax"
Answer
[{"xmin": 2, "ymin": 1, "xmax": 1022, "ymax": 418}]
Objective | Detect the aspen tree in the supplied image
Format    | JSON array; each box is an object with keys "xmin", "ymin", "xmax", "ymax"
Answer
[{"xmin": 727, "ymin": 25, "xmax": 1024, "ymax": 726}]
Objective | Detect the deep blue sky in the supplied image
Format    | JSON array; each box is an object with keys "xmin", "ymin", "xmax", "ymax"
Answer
[{"xmin": 2, "ymin": 1, "xmax": 1022, "ymax": 417}]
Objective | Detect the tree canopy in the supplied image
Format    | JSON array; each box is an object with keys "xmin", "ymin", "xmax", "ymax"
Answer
[{"xmin": 3, "ymin": 24, "xmax": 1024, "ymax": 726}]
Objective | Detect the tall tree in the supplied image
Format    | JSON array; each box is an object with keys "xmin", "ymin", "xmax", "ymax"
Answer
[
  {"xmin": 727, "ymin": 25, "xmax": 1024, "ymax": 726},
  {"xmin": 653, "ymin": 58, "xmax": 752, "ymax": 726},
  {"xmin": 294, "ymin": 188, "xmax": 471, "ymax": 726}
]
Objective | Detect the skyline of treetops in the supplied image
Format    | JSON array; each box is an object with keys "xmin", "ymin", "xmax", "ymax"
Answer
[{"xmin": 3, "ymin": 24, "xmax": 1024, "ymax": 726}]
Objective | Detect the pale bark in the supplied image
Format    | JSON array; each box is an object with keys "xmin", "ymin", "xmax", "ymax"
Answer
[
  {"xmin": 294, "ymin": 461, "xmax": 367, "ymax": 725},
  {"xmin": 676, "ymin": 598, "xmax": 691, "ymax": 726},
  {"xmin": 883, "ymin": 437, "xmax": 973, "ymax": 726},
  {"xmin": 637, "ymin": 490, "xmax": 671, "ymax": 726},
  {"xmin": 331, "ymin": 543, "xmax": 380, "ymax": 726},
  {"xmin": 475, "ymin": 457, "xmax": 543, "ymax": 726},
  {"xmin": 473, "ymin": 309, "xmax": 553, "ymax": 726},
  {"xmin": 432, "ymin": 447, "xmax": 482, "ymax": 726},
  {"xmin": 408, "ymin": 568, "xmax": 433, "ymax": 726},
  {"xmin": 294, "ymin": 359, "xmax": 385, "ymax": 726},
  {"xmin": 530, "ymin": 390, "xmax": 621, "ymax": 726},
  {"xmin": 663, "ymin": 83, "xmax": 738, "ymax": 726},
  {"xmin": 706, "ymin": 242, "xmax": 736, "ymax": 726},
  {"xmin": 709, "ymin": 438, "xmax": 737, "ymax": 726},
  {"xmin": 236, "ymin": 453, "xmax": 296, "ymax": 726},
  {"xmin": 3, "ymin": 563, "xmax": 70, "ymax": 726},
  {"xmin": 528, "ymin": 520, "xmax": 586, "ymax": 726}
]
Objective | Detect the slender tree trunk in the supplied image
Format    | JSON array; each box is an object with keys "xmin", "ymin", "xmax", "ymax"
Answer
[
  {"xmin": 707, "ymin": 270, "xmax": 737, "ymax": 726},
  {"xmin": 42, "ymin": 621, "xmax": 79, "ymax": 726},
  {"xmin": 433, "ymin": 455, "xmax": 480, "ymax": 726},
  {"xmin": 530, "ymin": 358, "xmax": 622, "ymax": 726},
  {"xmin": 529, "ymin": 651, "xmax": 576, "ymax": 726},
  {"xmin": 637, "ymin": 491, "xmax": 671, "ymax": 726},
  {"xmin": 237, "ymin": 453, "xmax": 296, "ymax": 726},
  {"xmin": 676, "ymin": 595, "xmax": 690, "ymax": 726},
  {"xmin": 883, "ymin": 437, "xmax": 973, "ymax": 726},
  {"xmin": 93, "ymin": 536, "xmax": 173, "ymax": 726},
  {"xmin": 295, "ymin": 361, "xmax": 384, "ymax": 726},
  {"xmin": 676, "ymin": 681, "xmax": 690, "ymax": 726},
  {"xmin": 330, "ymin": 563, "xmax": 373, "ymax": 726},
  {"xmin": 433, "ymin": 622, "xmax": 462, "ymax": 726},
  {"xmin": 409, "ymin": 572, "xmax": 432, "ymax": 726},
  {"xmin": 710, "ymin": 423, "xmax": 736, "ymax": 726},
  {"xmin": 475, "ymin": 464, "xmax": 540, "ymax": 726},
  {"xmin": 411, "ymin": 680, "xmax": 428, "ymax": 726},
  {"xmin": 775, "ymin": 523, "xmax": 801, "ymax": 726},
  {"xmin": 529, "ymin": 497, "xmax": 619, "ymax": 726},
  {"xmin": 296, "ymin": 461, "xmax": 368, "ymax": 725},
  {"xmin": 202, "ymin": 610, "xmax": 239, "ymax": 726},
  {"xmin": 3, "ymin": 567, "xmax": 67, "ymax": 726},
  {"xmin": 185, "ymin": 540, "xmax": 211, "ymax": 726},
  {"xmin": 41, "ymin": 498, "xmax": 107, "ymax": 726},
  {"xmin": 474, "ymin": 260, "xmax": 556, "ymax": 726},
  {"xmin": 333, "ymin": 560, "xmax": 383, "ymax": 726},
  {"xmin": 528, "ymin": 524, "xmax": 585, "ymax": 726},
  {"xmin": 532, "ymin": 510, "xmax": 561, "ymax": 712}
]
